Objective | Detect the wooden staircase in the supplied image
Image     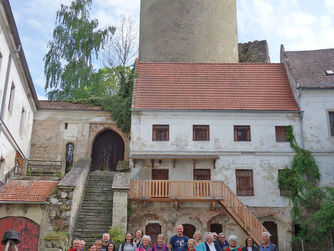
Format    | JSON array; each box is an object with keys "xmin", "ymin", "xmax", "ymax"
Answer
[{"xmin": 129, "ymin": 180, "xmax": 267, "ymax": 245}]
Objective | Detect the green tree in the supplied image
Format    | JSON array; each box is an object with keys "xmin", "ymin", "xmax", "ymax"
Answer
[{"xmin": 44, "ymin": 0, "xmax": 115, "ymax": 100}]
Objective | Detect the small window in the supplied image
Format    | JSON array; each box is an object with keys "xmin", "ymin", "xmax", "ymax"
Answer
[
  {"xmin": 275, "ymin": 126, "xmax": 288, "ymax": 142},
  {"xmin": 325, "ymin": 70, "xmax": 334, "ymax": 75},
  {"xmin": 329, "ymin": 112, "xmax": 334, "ymax": 136},
  {"xmin": 193, "ymin": 125, "xmax": 210, "ymax": 141},
  {"xmin": 152, "ymin": 125, "xmax": 169, "ymax": 141},
  {"xmin": 234, "ymin": 125, "xmax": 251, "ymax": 141},
  {"xmin": 8, "ymin": 83, "xmax": 15, "ymax": 112},
  {"xmin": 19, "ymin": 108, "xmax": 25, "ymax": 135},
  {"xmin": 65, "ymin": 143, "xmax": 75, "ymax": 173},
  {"xmin": 278, "ymin": 169, "xmax": 287, "ymax": 196},
  {"xmin": 0, "ymin": 157, "xmax": 5, "ymax": 171},
  {"xmin": 0, "ymin": 51, "xmax": 3, "ymax": 72},
  {"xmin": 236, "ymin": 169, "xmax": 254, "ymax": 196},
  {"xmin": 65, "ymin": 123, "xmax": 68, "ymax": 129}
]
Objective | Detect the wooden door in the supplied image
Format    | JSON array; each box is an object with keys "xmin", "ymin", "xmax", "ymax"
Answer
[
  {"xmin": 91, "ymin": 130, "xmax": 124, "ymax": 171},
  {"xmin": 151, "ymin": 169, "xmax": 169, "ymax": 197},
  {"xmin": 210, "ymin": 223, "xmax": 223, "ymax": 234},
  {"xmin": 183, "ymin": 224, "xmax": 196, "ymax": 239},
  {"xmin": 0, "ymin": 217, "xmax": 40, "ymax": 251},
  {"xmin": 193, "ymin": 169, "xmax": 211, "ymax": 196},
  {"xmin": 263, "ymin": 221, "xmax": 278, "ymax": 247},
  {"xmin": 146, "ymin": 223, "xmax": 161, "ymax": 245}
]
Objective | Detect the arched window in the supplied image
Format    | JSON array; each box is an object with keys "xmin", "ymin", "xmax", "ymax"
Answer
[{"xmin": 65, "ymin": 143, "xmax": 74, "ymax": 173}]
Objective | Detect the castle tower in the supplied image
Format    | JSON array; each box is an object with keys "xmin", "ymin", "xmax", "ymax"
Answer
[{"xmin": 139, "ymin": 0, "xmax": 238, "ymax": 63}]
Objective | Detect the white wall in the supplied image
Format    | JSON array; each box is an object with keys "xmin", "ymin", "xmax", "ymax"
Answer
[
  {"xmin": 130, "ymin": 110, "xmax": 301, "ymax": 207},
  {"xmin": 0, "ymin": 4, "xmax": 36, "ymax": 181},
  {"xmin": 300, "ymin": 90, "xmax": 334, "ymax": 186}
]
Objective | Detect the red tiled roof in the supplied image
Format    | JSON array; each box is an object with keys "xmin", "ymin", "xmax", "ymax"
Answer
[
  {"xmin": 134, "ymin": 63, "xmax": 299, "ymax": 111},
  {"xmin": 0, "ymin": 180, "xmax": 58, "ymax": 202},
  {"xmin": 39, "ymin": 101, "xmax": 102, "ymax": 111}
]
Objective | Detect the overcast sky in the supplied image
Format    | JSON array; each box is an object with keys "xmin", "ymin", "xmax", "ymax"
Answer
[{"xmin": 9, "ymin": 0, "xmax": 334, "ymax": 100}]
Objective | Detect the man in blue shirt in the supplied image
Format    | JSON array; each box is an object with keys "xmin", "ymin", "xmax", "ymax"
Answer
[
  {"xmin": 218, "ymin": 233, "xmax": 229, "ymax": 250},
  {"xmin": 259, "ymin": 232, "xmax": 278, "ymax": 251},
  {"xmin": 169, "ymin": 225, "xmax": 189, "ymax": 251}
]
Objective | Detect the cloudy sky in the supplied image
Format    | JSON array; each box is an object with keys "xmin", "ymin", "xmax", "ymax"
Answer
[{"xmin": 9, "ymin": 0, "xmax": 334, "ymax": 99}]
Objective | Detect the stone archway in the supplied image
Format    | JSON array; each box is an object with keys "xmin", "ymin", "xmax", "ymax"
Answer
[
  {"xmin": 91, "ymin": 129, "xmax": 125, "ymax": 171},
  {"xmin": 0, "ymin": 217, "xmax": 40, "ymax": 251},
  {"xmin": 183, "ymin": 224, "xmax": 196, "ymax": 239}
]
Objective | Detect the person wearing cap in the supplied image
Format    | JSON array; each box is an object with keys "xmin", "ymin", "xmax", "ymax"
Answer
[{"xmin": 224, "ymin": 235, "xmax": 241, "ymax": 251}]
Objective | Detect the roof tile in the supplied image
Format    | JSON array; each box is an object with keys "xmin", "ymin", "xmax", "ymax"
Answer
[{"xmin": 134, "ymin": 62, "xmax": 299, "ymax": 111}]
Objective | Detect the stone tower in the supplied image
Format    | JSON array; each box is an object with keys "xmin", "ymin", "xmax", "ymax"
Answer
[{"xmin": 139, "ymin": 0, "xmax": 238, "ymax": 63}]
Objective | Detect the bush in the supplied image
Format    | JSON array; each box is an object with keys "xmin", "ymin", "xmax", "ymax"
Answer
[{"xmin": 109, "ymin": 225, "xmax": 125, "ymax": 249}]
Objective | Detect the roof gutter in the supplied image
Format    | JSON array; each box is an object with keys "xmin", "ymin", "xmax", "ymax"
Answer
[
  {"xmin": 131, "ymin": 108, "xmax": 301, "ymax": 113},
  {"xmin": 0, "ymin": 200, "xmax": 48, "ymax": 205}
]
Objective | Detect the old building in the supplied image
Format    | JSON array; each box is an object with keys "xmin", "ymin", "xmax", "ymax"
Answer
[
  {"xmin": 0, "ymin": 0, "xmax": 38, "ymax": 186},
  {"xmin": 281, "ymin": 45, "xmax": 334, "ymax": 187}
]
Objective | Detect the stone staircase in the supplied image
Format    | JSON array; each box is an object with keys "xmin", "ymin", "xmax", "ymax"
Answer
[{"xmin": 73, "ymin": 170, "xmax": 115, "ymax": 244}]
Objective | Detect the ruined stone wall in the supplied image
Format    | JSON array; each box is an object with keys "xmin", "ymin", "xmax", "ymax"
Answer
[
  {"xmin": 238, "ymin": 40, "xmax": 270, "ymax": 63},
  {"xmin": 30, "ymin": 110, "xmax": 129, "ymax": 171}
]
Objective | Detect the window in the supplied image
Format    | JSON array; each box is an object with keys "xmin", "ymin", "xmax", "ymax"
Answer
[
  {"xmin": 236, "ymin": 169, "xmax": 254, "ymax": 196},
  {"xmin": 152, "ymin": 125, "xmax": 169, "ymax": 141},
  {"xmin": 193, "ymin": 125, "xmax": 210, "ymax": 141},
  {"xmin": 0, "ymin": 157, "xmax": 4, "ymax": 171},
  {"xmin": 65, "ymin": 143, "xmax": 75, "ymax": 173},
  {"xmin": 193, "ymin": 169, "xmax": 211, "ymax": 180},
  {"xmin": 19, "ymin": 108, "xmax": 25, "ymax": 135},
  {"xmin": 0, "ymin": 51, "xmax": 3, "ymax": 72},
  {"xmin": 8, "ymin": 83, "xmax": 15, "ymax": 112},
  {"xmin": 152, "ymin": 169, "xmax": 169, "ymax": 180},
  {"xmin": 275, "ymin": 126, "xmax": 288, "ymax": 142},
  {"xmin": 329, "ymin": 112, "xmax": 334, "ymax": 136},
  {"xmin": 234, "ymin": 125, "xmax": 251, "ymax": 141},
  {"xmin": 65, "ymin": 123, "xmax": 68, "ymax": 129}
]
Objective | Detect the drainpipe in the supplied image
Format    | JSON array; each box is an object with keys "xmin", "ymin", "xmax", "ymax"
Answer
[
  {"xmin": 0, "ymin": 45, "xmax": 21, "ymax": 139},
  {"xmin": 296, "ymin": 82, "xmax": 305, "ymax": 149}
]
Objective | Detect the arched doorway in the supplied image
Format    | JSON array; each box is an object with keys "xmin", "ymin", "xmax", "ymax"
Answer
[
  {"xmin": 0, "ymin": 217, "xmax": 40, "ymax": 251},
  {"xmin": 145, "ymin": 223, "xmax": 161, "ymax": 245},
  {"xmin": 183, "ymin": 224, "xmax": 196, "ymax": 239},
  {"xmin": 91, "ymin": 130, "xmax": 125, "ymax": 171},
  {"xmin": 263, "ymin": 221, "xmax": 278, "ymax": 247},
  {"xmin": 210, "ymin": 223, "xmax": 223, "ymax": 234}
]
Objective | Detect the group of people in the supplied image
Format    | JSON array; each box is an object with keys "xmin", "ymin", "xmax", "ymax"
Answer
[{"xmin": 67, "ymin": 225, "xmax": 278, "ymax": 251}]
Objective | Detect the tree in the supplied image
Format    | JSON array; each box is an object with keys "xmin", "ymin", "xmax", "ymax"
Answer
[
  {"xmin": 104, "ymin": 14, "xmax": 138, "ymax": 67},
  {"xmin": 44, "ymin": 0, "xmax": 115, "ymax": 100}
]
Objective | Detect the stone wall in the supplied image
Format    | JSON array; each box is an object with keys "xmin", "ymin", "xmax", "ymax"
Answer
[
  {"xmin": 30, "ymin": 110, "xmax": 129, "ymax": 172},
  {"xmin": 238, "ymin": 40, "xmax": 270, "ymax": 63}
]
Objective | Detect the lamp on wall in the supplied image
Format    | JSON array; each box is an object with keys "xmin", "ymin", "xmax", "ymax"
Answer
[{"xmin": 1, "ymin": 230, "xmax": 20, "ymax": 251}]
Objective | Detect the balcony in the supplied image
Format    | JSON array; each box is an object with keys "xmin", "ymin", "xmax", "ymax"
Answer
[{"xmin": 129, "ymin": 179, "xmax": 267, "ymax": 246}]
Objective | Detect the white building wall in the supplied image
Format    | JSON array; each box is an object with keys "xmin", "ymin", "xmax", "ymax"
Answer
[
  {"xmin": 131, "ymin": 110, "xmax": 301, "ymax": 207},
  {"xmin": 0, "ymin": 5, "xmax": 37, "ymax": 182},
  {"xmin": 300, "ymin": 90, "xmax": 334, "ymax": 186}
]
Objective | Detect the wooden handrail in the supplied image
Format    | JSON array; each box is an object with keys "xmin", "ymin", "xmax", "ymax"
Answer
[{"xmin": 129, "ymin": 180, "xmax": 266, "ymax": 246}]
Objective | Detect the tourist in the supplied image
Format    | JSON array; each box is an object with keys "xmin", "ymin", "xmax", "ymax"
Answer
[
  {"xmin": 95, "ymin": 240, "xmax": 103, "ymax": 251},
  {"xmin": 88, "ymin": 244, "xmax": 97, "ymax": 251},
  {"xmin": 134, "ymin": 229, "xmax": 143, "ymax": 247},
  {"xmin": 259, "ymin": 232, "xmax": 277, "ymax": 251},
  {"xmin": 152, "ymin": 234, "xmax": 169, "ymax": 251},
  {"xmin": 79, "ymin": 240, "xmax": 86, "ymax": 251},
  {"xmin": 169, "ymin": 225, "xmax": 189, "ymax": 251},
  {"xmin": 204, "ymin": 232, "xmax": 222, "ymax": 251},
  {"xmin": 242, "ymin": 236, "xmax": 258, "ymax": 251},
  {"xmin": 187, "ymin": 239, "xmax": 196, "ymax": 251},
  {"xmin": 224, "ymin": 235, "xmax": 241, "ymax": 251},
  {"xmin": 68, "ymin": 239, "xmax": 80, "ymax": 251},
  {"xmin": 218, "ymin": 233, "xmax": 228, "ymax": 250},
  {"xmin": 137, "ymin": 235, "xmax": 152, "ymax": 251},
  {"xmin": 102, "ymin": 233, "xmax": 111, "ymax": 251},
  {"xmin": 108, "ymin": 242, "xmax": 116, "ymax": 251},
  {"xmin": 193, "ymin": 230, "xmax": 205, "ymax": 251},
  {"xmin": 212, "ymin": 233, "xmax": 218, "ymax": 244},
  {"xmin": 119, "ymin": 232, "xmax": 136, "ymax": 251}
]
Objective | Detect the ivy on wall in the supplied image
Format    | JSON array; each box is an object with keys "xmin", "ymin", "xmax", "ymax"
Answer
[{"xmin": 278, "ymin": 126, "xmax": 334, "ymax": 244}]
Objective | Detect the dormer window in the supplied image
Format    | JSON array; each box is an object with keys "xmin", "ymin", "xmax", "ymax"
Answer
[{"xmin": 325, "ymin": 70, "xmax": 334, "ymax": 75}]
